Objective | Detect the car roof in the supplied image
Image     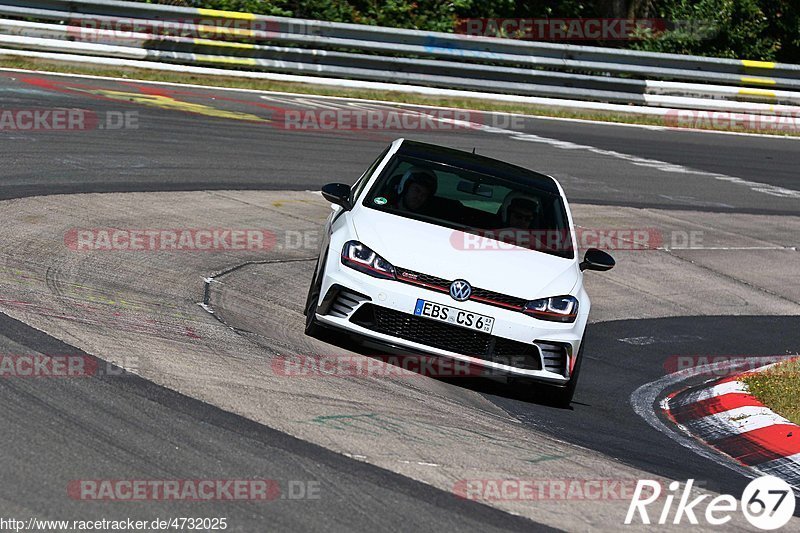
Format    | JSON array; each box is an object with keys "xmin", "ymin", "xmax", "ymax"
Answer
[{"xmin": 396, "ymin": 139, "xmax": 561, "ymax": 195}]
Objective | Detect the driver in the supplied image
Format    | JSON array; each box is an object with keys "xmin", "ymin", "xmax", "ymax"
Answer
[
  {"xmin": 497, "ymin": 193, "xmax": 545, "ymax": 250},
  {"xmin": 506, "ymin": 197, "xmax": 539, "ymax": 228},
  {"xmin": 395, "ymin": 168, "xmax": 437, "ymax": 212}
]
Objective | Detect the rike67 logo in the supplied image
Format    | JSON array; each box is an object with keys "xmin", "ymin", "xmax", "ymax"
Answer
[{"xmin": 626, "ymin": 476, "xmax": 796, "ymax": 530}]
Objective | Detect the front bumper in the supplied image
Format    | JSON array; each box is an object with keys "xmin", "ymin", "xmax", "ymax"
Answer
[{"xmin": 314, "ymin": 258, "xmax": 587, "ymax": 385}]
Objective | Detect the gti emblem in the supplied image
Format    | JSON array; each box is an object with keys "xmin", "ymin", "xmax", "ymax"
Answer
[{"xmin": 449, "ymin": 279, "xmax": 472, "ymax": 302}]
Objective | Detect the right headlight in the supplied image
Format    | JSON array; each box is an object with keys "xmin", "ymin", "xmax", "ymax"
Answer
[
  {"xmin": 523, "ymin": 295, "xmax": 578, "ymax": 323},
  {"xmin": 340, "ymin": 241, "xmax": 396, "ymax": 280}
]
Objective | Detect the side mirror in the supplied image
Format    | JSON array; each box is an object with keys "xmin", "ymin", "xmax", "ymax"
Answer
[
  {"xmin": 321, "ymin": 183, "xmax": 352, "ymax": 210},
  {"xmin": 580, "ymin": 248, "xmax": 615, "ymax": 272}
]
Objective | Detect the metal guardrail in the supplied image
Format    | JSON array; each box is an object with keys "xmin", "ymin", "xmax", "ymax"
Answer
[{"xmin": 1, "ymin": 0, "xmax": 800, "ymax": 113}]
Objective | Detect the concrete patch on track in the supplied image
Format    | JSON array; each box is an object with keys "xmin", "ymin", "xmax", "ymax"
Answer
[{"xmin": 0, "ymin": 190, "xmax": 795, "ymax": 529}]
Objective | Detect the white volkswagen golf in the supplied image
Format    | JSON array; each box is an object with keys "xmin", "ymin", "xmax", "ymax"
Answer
[{"xmin": 305, "ymin": 139, "xmax": 614, "ymax": 405}]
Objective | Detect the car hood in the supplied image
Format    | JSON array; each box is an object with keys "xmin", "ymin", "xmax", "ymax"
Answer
[{"xmin": 350, "ymin": 208, "xmax": 579, "ymax": 300}]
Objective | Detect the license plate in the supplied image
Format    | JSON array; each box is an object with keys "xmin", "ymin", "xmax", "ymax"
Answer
[{"xmin": 413, "ymin": 299, "xmax": 494, "ymax": 334}]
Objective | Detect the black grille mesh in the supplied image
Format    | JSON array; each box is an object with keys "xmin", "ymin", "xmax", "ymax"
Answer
[{"xmin": 350, "ymin": 304, "xmax": 540, "ymax": 370}]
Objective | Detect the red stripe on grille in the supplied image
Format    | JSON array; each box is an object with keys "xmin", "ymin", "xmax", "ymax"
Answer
[
  {"xmin": 397, "ymin": 277, "xmax": 449, "ymax": 293},
  {"xmin": 470, "ymin": 294, "xmax": 522, "ymax": 310}
]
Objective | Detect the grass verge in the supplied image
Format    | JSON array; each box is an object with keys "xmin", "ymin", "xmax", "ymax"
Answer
[
  {"xmin": 743, "ymin": 358, "xmax": 800, "ymax": 425},
  {"xmin": 1, "ymin": 55, "xmax": 796, "ymax": 137}
]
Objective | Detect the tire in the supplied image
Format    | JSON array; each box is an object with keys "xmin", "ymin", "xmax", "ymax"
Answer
[
  {"xmin": 511, "ymin": 340, "xmax": 584, "ymax": 407},
  {"xmin": 304, "ymin": 303, "xmax": 324, "ymax": 337},
  {"xmin": 304, "ymin": 250, "xmax": 327, "ymax": 338},
  {"xmin": 543, "ymin": 340, "xmax": 584, "ymax": 407}
]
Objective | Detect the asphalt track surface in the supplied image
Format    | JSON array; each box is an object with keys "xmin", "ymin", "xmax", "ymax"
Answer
[
  {"xmin": 1, "ymin": 71, "xmax": 798, "ymax": 214},
  {"xmin": 1, "ymin": 69, "xmax": 799, "ymax": 530},
  {"xmin": 0, "ymin": 312, "xmax": 539, "ymax": 532}
]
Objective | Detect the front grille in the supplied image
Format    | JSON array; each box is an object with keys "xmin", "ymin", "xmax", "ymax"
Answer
[
  {"xmin": 470, "ymin": 288, "xmax": 526, "ymax": 309},
  {"xmin": 350, "ymin": 304, "xmax": 540, "ymax": 370},
  {"xmin": 396, "ymin": 269, "xmax": 449, "ymax": 287},
  {"xmin": 395, "ymin": 268, "xmax": 449, "ymax": 293},
  {"xmin": 395, "ymin": 267, "xmax": 527, "ymax": 311}
]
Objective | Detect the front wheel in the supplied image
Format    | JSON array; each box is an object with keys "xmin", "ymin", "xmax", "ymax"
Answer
[
  {"xmin": 304, "ymin": 302, "xmax": 324, "ymax": 337},
  {"xmin": 511, "ymin": 340, "xmax": 584, "ymax": 407},
  {"xmin": 304, "ymin": 250, "xmax": 326, "ymax": 337},
  {"xmin": 542, "ymin": 341, "xmax": 584, "ymax": 407}
]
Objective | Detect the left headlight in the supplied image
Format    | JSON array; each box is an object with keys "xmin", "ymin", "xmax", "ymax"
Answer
[
  {"xmin": 341, "ymin": 241, "xmax": 396, "ymax": 280},
  {"xmin": 523, "ymin": 295, "xmax": 578, "ymax": 323}
]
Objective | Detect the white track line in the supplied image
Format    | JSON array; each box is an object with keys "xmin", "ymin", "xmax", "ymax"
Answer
[{"xmin": 503, "ymin": 131, "xmax": 800, "ymax": 199}]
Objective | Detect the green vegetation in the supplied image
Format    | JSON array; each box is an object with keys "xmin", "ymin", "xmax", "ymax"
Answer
[
  {"xmin": 744, "ymin": 359, "xmax": 800, "ymax": 425},
  {"xmin": 630, "ymin": 0, "xmax": 800, "ymax": 61},
  {"xmin": 142, "ymin": 0, "xmax": 800, "ymax": 63}
]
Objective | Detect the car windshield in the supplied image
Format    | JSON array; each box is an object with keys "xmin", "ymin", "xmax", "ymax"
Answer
[{"xmin": 362, "ymin": 154, "xmax": 574, "ymax": 259}]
